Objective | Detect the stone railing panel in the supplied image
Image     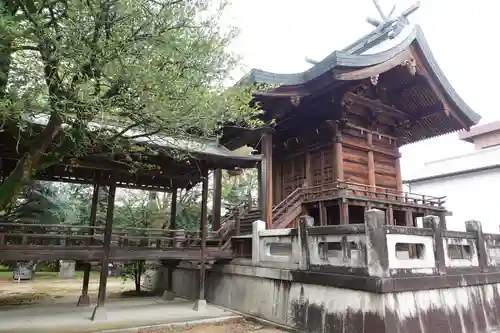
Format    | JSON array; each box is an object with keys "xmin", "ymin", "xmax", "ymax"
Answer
[
  {"xmin": 248, "ymin": 215, "xmax": 500, "ymax": 278},
  {"xmin": 484, "ymin": 234, "xmax": 500, "ymax": 266},
  {"xmin": 442, "ymin": 230, "xmax": 479, "ymax": 268},
  {"xmin": 307, "ymin": 225, "xmax": 367, "ymax": 269},
  {"xmin": 258, "ymin": 227, "xmax": 300, "ymax": 269},
  {"xmin": 386, "ymin": 233, "xmax": 435, "ymax": 274}
]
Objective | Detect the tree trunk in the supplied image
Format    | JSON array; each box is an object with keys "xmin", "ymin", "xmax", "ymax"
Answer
[
  {"xmin": 134, "ymin": 260, "xmax": 143, "ymax": 292},
  {"xmin": 0, "ymin": 114, "xmax": 62, "ymax": 211}
]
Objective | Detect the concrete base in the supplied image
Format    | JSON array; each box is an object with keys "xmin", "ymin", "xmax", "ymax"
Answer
[
  {"xmin": 192, "ymin": 299, "xmax": 208, "ymax": 312},
  {"xmin": 77, "ymin": 294, "xmax": 90, "ymax": 307},
  {"xmin": 91, "ymin": 305, "xmax": 107, "ymax": 321},
  {"xmin": 162, "ymin": 290, "xmax": 175, "ymax": 301}
]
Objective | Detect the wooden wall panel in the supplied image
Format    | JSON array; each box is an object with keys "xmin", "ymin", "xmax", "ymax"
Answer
[
  {"xmin": 374, "ymin": 152, "xmax": 397, "ymax": 189},
  {"xmin": 273, "ymin": 159, "xmax": 283, "ymax": 204},
  {"xmin": 343, "ymin": 144, "xmax": 369, "ymax": 185}
]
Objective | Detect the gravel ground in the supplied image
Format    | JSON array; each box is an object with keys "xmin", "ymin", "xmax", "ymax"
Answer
[
  {"xmin": 134, "ymin": 318, "xmax": 289, "ymax": 332},
  {"xmin": 0, "ymin": 277, "xmax": 131, "ymax": 306},
  {"xmin": 0, "ymin": 278, "xmax": 289, "ymax": 332}
]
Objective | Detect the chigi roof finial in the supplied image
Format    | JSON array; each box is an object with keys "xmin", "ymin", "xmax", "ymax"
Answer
[
  {"xmin": 366, "ymin": 0, "xmax": 420, "ymax": 39},
  {"xmin": 305, "ymin": 0, "xmax": 421, "ymax": 64}
]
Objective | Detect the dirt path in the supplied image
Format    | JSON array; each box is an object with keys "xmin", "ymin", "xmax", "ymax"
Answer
[{"xmin": 0, "ymin": 277, "xmax": 133, "ymax": 306}]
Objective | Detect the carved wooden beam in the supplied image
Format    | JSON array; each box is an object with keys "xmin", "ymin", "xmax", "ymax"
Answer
[{"xmin": 343, "ymin": 92, "xmax": 408, "ymax": 121}]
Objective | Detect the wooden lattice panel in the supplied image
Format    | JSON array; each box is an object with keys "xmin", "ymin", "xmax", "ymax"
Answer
[
  {"xmin": 309, "ymin": 146, "xmax": 334, "ymax": 185},
  {"xmin": 322, "ymin": 149, "xmax": 334, "ymax": 183},
  {"xmin": 281, "ymin": 154, "xmax": 305, "ymax": 197},
  {"xmin": 292, "ymin": 153, "xmax": 305, "ymax": 190},
  {"xmin": 310, "ymin": 150, "xmax": 323, "ymax": 185},
  {"xmin": 282, "ymin": 157, "xmax": 294, "ymax": 197}
]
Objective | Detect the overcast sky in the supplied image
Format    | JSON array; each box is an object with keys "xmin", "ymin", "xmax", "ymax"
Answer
[{"xmin": 224, "ymin": 0, "xmax": 498, "ymax": 179}]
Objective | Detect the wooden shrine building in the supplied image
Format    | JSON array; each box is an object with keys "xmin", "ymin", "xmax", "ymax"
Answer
[{"xmin": 219, "ymin": 22, "xmax": 481, "ymax": 231}]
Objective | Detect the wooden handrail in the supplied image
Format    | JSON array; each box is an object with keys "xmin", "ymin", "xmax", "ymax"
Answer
[
  {"xmin": 271, "ymin": 188, "xmax": 304, "ymax": 229},
  {"xmin": 339, "ymin": 181, "xmax": 445, "ymax": 203},
  {"xmin": 301, "ymin": 180, "xmax": 445, "ymax": 207}
]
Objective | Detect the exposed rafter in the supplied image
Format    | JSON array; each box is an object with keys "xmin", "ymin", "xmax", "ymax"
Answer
[{"xmin": 343, "ymin": 92, "xmax": 408, "ymax": 121}]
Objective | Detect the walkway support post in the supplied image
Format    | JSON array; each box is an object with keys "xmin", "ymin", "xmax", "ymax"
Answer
[
  {"xmin": 163, "ymin": 186, "xmax": 178, "ymax": 301},
  {"xmin": 170, "ymin": 187, "xmax": 177, "ymax": 230},
  {"xmin": 211, "ymin": 169, "xmax": 222, "ymax": 231},
  {"xmin": 260, "ymin": 132, "xmax": 273, "ymax": 229},
  {"xmin": 78, "ymin": 178, "xmax": 100, "ymax": 306},
  {"xmin": 193, "ymin": 168, "xmax": 209, "ymax": 312},
  {"xmin": 91, "ymin": 175, "xmax": 116, "ymax": 320}
]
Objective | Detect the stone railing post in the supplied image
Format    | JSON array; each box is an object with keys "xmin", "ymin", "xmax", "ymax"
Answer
[
  {"xmin": 298, "ymin": 215, "xmax": 314, "ymax": 270},
  {"xmin": 365, "ymin": 209, "xmax": 389, "ymax": 277},
  {"xmin": 252, "ymin": 220, "xmax": 266, "ymax": 266},
  {"xmin": 423, "ymin": 215, "xmax": 446, "ymax": 275},
  {"xmin": 465, "ymin": 220, "xmax": 488, "ymax": 271}
]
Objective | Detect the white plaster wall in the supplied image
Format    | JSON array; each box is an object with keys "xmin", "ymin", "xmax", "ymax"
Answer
[{"xmin": 408, "ymin": 168, "xmax": 500, "ymax": 234}]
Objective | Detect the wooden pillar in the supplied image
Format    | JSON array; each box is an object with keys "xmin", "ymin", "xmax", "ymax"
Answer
[
  {"xmin": 438, "ymin": 212, "xmax": 447, "ymax": 230},
  {"xmin": 332, "ymin": 122, "xmax": 344, "ymax": 181},
  {"xmin": 319, "ymin": 201, "xmax": 327, "ymax": 226},
  {"xmin": 170, "ymin": 187, "xmax": 177, "ymax": 230},
  {"xmin": 339, "ymin": 199, "xmax": 349, "ymax": 225},
  {"xmin": 211, "ymin": 169, "xmax": 222, "ymax": 231},
  {"xmin": 395, "ymin": 154, "xmax": 403, "ymax": 193},
  {"xmin": 405, "ymin": 210, "xmax": 413, "ymax": 227},
  {"xmin": 260, "ymin": 132, "xmax": 273, "ymax": 228},
  {"xmin": 91, "ymin": 177, "xmax": 116, "ymax": 320},
  {"xmin": 304, "ymin": 151, "xmax": 312, "ymax": 186},
  {"xmin": 193, "ymin": 169, "xmax": 209, "ymax": 311},
  {"xmin": 78, "ymin": 180, "xmax": 100, "ymax": 307},
  {"xmin": 257, "ymin": 165, "xmax": 262, "ymax": 209},
  {"xmin": 367, "ymin": 133, "xmax": 376, "ymax": 188},
  {"xmin": 387, "ymin": 205, "xmax": 394, "ymax": 225}
]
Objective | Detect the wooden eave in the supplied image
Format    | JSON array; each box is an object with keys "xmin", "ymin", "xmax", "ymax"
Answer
[{"xmin": 0, "ymin": 122, "xmax": 261, "ymax": 191}]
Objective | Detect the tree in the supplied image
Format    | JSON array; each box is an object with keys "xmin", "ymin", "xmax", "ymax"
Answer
[
  {"xmin": 220, "ymin": 169, "xmax": 258, "ymax": 212},
  {"xmin": 0, "ymin": 0, "xmax": 264, "ymax": 211},
  {"xmin": 5, "ymin": 181, "xmax": 65, "ymax": 224}
]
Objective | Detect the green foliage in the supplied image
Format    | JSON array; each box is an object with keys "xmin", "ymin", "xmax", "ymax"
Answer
[
  {"xmin": 220, "ymin": 169, "xmax": 258, "ymax": 211},
  {"xmin": 0, "ymin": 0, "xmax": 265, "ymax": 210},
  {"xmin": 4, "ymin": 181, "xmax": 65, "ymax": 224}
]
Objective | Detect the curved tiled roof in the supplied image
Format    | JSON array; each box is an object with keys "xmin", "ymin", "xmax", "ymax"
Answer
[{"xmin": 239, "ymin": 25, "xmax": 481, "ymax": 127}]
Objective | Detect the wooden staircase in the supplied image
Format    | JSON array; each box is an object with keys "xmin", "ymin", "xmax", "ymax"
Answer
[{"xmin": 216, "ymin": 189, "xmax": 305, "ymax": 249}]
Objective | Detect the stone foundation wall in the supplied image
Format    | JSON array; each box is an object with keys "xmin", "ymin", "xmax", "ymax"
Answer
[{"xmin": 167, "ymin": 264, "xmax": 500, "ymax": 333}]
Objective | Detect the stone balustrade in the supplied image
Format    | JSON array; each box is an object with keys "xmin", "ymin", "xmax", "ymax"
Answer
[{"xmin": 235, "ymin": 209, "xmax": 499, "ymax": 280}]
